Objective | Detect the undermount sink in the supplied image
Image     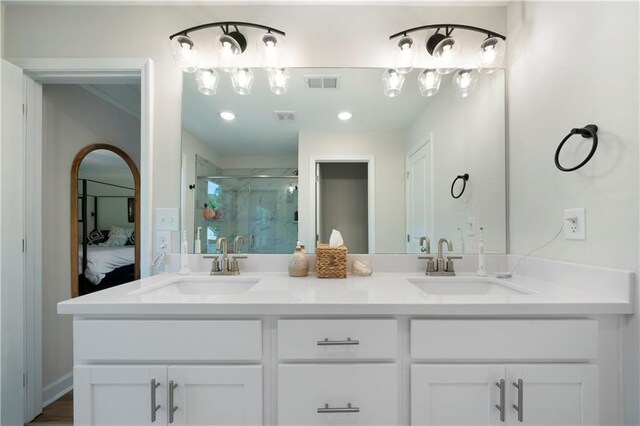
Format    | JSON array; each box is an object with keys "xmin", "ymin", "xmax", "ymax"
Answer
[
  {"xmin": 135, "ymin": 277, "xmax": 260, "ymax": 296},
  {"xmin": 408, "ymin": 277, "xmax": 530, "ymax": 296}
]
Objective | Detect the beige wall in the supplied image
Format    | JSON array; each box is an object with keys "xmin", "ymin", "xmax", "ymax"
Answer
[
  {"xmin": 506, "ymin": 2, "xmax": 639, "ymax": 424},
  {"xmin": 298, "ymin": 131, "xmax": 406, "ymax": 253},
  {"xmin": 42, "ymin": 84, "xmax": 140, "ymax": 391}
]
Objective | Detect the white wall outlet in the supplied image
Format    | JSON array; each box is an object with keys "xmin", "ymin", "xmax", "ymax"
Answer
[
  {"xmin": 155, "ymin": 231, "xmax": 172, "ymax": 254},
  {"xmin": 156, "ymin": 208, "xmax": 179, "ymax": 231},
  {"xmin": 564, "ymin": 208, "xmax": 586, "ymax": 240},
  {"xmin": 466, "ymin": 216, "xmax": 476, "ymax": 236}
]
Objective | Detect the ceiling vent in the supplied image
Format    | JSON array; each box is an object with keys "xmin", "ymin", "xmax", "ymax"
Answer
[
  {"xmin": 274, "ymin": 111, "xmax": 297, "ymax": 122},
  {"xmin": 305, "ymin": 75, "xmax": 340, "ymax": 89}
]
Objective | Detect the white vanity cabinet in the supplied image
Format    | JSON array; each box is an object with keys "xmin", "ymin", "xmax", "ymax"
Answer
[
  {"xmin": 75, "ymin": 365, "xmax": 262, "ymax": 426},
  {"xmin": 411, "ymin": 364, "xmax": 598, "ymax": 425}
]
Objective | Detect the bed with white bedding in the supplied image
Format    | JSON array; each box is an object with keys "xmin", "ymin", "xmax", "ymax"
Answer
[{"xmin": 78, "ymin": 245, "xmax": 135, "ymax": 285}]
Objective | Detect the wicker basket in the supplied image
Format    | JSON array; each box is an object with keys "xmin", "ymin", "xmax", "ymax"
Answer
[{"xmin": 316, "ymin": 244, "xmax": 348, "ymax": 278}]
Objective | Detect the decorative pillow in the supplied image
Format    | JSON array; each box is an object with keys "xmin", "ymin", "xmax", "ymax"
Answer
[
  {"xmin": 127, "ymin": 230, "xmax": 136, "ymax": 246},
  {"xmin": 108, "ymin": 226, "xmax": 134, "ymax": 238},
  {"xmin": 100, "ymin": 234, "xmax": 129, "ymax": 247},
  {"xmin": 87, "ymin": 230, "xmax": 106, "ymax": 246}
]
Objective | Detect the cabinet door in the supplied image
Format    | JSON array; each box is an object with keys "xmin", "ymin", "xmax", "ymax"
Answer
[
  {"xmin": 74, "ymin": 365, "xmax": 167, "ymax": 426},
  {"xmin": 411, "ymin": 364, "xmax": 505, "ymax": 426},
  {"xmin": 278, "ymin": 364, "xmax": 398, "ymax": 426},
  {"xmin": 168, "ymin": 365, "xmax": 262, "ymax": 426},
  {"xmin": 506, "ymin": 365, "xmax": 598, "ymax": 425}
]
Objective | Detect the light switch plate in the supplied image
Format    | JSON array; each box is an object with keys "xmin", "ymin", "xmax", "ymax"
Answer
[
  {"xmin": 564, "ymin": 208, "xmax": 586, "ymax": 240},
  {"xmin": 156, "ymin": 208, "xmax": 179, "ymax": 231}
]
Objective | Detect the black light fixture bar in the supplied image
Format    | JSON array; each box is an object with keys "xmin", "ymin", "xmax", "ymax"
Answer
[
  {"xmin": 389, "ymin": 24, "xmax": 505, "ymax": 41},
  {"xmin": 169, "ymin": 21, "xmax": 286, "ymax": 40}
]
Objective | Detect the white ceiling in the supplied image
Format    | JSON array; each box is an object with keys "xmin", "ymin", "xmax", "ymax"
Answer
[
  {"xmin": 182, "ymin": 67, "xmax": 440, "ymax": 157},
  {"xmin": 79, "ymin": 149, "xmax": 131, "ymax": 175}
]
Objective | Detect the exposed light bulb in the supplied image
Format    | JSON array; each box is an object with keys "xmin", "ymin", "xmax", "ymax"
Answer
[
  {"xmin": 195, "ymin": 68, "xmax": 219, "ymax": 96},
  {"xmin": 417, "ymin": 69, "xmax": 441, "ymax": 97},
  {"xmin": 259, "ymin": 33, "xmax": 282, "ymax": 70},
  {"xmin": 383, "ymin": 68, "xmax": 405, "ymax": 97},
  {"xmin": 434, "ymin": 36, "xmax": 460, "ymax": 75},
  {"xmin": 394, "ymin": 35, "xmax": 417, "ymax": 74},
  {"xmin": 477, "ymin": 37, "xmax": 506, "ymax": 73},
  {"xmin": 453, "ymin": 68, "xmax": 478, "ymax": 98},
  {"xmin": 268, "ymin": 68, "xmax": 290, "ymax": 95},
  {"xmin": 216, "ymin": 34, "xmax": 242, "ymax": 72},
  {"xmin": 170, "ymin": 35, "xmax": 198, "ymax": 73},
  {"xmin": 231, "ymin": 68, "xmax": 254, "ymax": 95}
]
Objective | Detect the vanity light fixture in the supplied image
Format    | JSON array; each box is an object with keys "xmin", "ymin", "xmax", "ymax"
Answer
[
  {"xmin": 337, "ymin": 111, "xmax": 352, "ymax": 121},
  {"xmin": 169, "ymin": 22, "xmax": 287, "ymax": 96},
  {"xmin": 393, "ymin": 35, "xmax": 418, "ymax": 74},
  {"xmin": 220, "ymin": 111, "xmax": 236, "ymax": 121},
  {"xmin": 387, "ymin": 24, "xmax": 505, "ymax": 97}
]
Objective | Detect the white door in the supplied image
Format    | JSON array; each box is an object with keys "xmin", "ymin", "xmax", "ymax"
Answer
[
  {"xmin": 406, "ymin": 140, "xmax": 432, "ymax": 253},
  {"xmin": 411, "ymin": 364, "xmax": 505, "ymax": 426},
  {"xmin": 74, "ymin": 365, "xmax": 168, "ymax": 426},
  {"xmin": 506, "ymin": 364, "xmax": 598, "ymax": 425},
  {"xmin": 278, "ymin": 364, "xmax": 398, "ymax": 425},
  {"xmin": 1, "ymin": 58, "xmax": 26, "ymax": 426},
  {"xmin": 169, "ymin": 365, "xmax": 262, "ymax": 426}
]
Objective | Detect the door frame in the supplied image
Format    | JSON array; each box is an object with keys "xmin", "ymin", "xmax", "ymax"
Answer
[
  {"xmin": 308, "ymin": 155, "xmax": 375, "ymax": 253},
  {"xmin": 405, "ymin": 133, "xmax": 434, "ymax": 253},
  {"xmin": 9, "ymin": 57, "xmax": 153, "ymax": 421}
]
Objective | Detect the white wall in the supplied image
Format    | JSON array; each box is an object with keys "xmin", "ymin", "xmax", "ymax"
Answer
[
  {"xmin": 405, "ymin": 70, "xmax": 506, "ymax": 253},
  {"xmin": 299, "ymin": 131, "xmax": 406, "ymax": 253},
  {"xmin": 41, "ymin": 85, "xmax": 140, "ymax": 393},
  {"xmin": 506, "ymin": 2, "xmax": 639, "ymax": 424}
]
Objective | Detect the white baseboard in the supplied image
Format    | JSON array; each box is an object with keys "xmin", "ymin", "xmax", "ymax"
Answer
[{"xmin": 42, "ymin": 372, "xmax": 73, "ymax": 408}]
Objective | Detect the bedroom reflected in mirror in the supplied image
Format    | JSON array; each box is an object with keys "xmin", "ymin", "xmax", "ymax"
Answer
[{"xmin": 70, "ymin": 144, "xmax": 140, "ymax": 298}]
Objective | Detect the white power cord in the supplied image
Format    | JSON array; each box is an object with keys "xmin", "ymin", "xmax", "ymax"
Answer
[{"xmin": 496, "ymin": 219, "xmax": 572, "ymax": 279}]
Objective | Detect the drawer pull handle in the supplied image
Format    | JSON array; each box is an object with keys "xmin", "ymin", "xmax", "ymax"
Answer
[
  {"xmin": 512, "ymin": 379, "xmax": 524, "ymax": 422},
  {"xmin": 169, "ymin": 381, "xmax": 178, "ymax": 424},
  {"xmin": 317, "ymin": 403, "xmax": 360, "ymax": 413},
  {"xmin": 150, "ymin": 379, "xmax": 161, "ymax": 423},
  {"xmin": 317, "ymin": 337, "xmax": 360, "ymax": 346},
  {"xmin": 495, "ymin": 379, "xmax": 505, "ymax": 422}
]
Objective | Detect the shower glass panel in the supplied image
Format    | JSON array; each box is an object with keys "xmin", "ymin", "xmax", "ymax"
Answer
[{"xmin": 195, "ymin": 171, "xmax": 298, "ymax": 254}]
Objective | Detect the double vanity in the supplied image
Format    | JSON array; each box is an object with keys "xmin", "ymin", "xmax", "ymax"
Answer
[{"xmin": 59, "ymin": 255, "xmax": 633, "ymax": 425}]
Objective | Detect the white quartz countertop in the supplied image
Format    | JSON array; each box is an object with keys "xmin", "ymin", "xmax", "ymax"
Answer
[{"xmin": 58, "ymin": 271, "xmax": 633, "ymax": 316}]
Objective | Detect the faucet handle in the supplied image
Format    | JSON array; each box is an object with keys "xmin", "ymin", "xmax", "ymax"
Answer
[
  {"xmin": 418, "ymin": 256, "xmax": 433, "ymax": 259},
  {"xmin": 418, "ymin": 256, "xmax": 436, "ymax": 274},
  {"xmin": 446, "ymin": 256, "xmax": 463, "ymax": 260},
  {"xmin": 204, "ymin": 255, "xmax": 220, "ymax": 274},
  {"xmin": 230, "ymin": 256, "xmax": 248, "ymax": 273},
  {"xmin": 445, "ymin": 256, "xmax": 462, "ymax": 273}
]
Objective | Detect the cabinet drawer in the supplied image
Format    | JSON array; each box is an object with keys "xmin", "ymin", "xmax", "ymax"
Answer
[
  {"xmin": 278, "ymin": 364, "xmax": 398, "ymax": 425},
  {"xmin": 278, "ymin": 319, "xmax": 397, "ymax": 360},
  {"xmin": 411, "ymin": 319, "xmax": 597, "ymax": 361},
  {"xmin": 74, "ymin": 320, "xmax": 262, "ymax": 361}
]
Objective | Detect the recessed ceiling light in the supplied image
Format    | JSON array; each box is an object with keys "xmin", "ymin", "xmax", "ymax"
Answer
[
  {"xmin": 220, "ymin": 111, "xmax": 236, "ymax": 121},
  {"xmin": 337, "ymin": 111, "xmax": 352, "ymax": 121}
]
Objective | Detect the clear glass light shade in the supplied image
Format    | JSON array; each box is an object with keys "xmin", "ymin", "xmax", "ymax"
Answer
[
  {"xmin": 170, "ymin": 35, "xmax": 198, "ymax": 73},
  {"xmin": 258, "ymin": 33, "xmax": 283, "ymax": 70},
  {"xmin": 216, "ymin": 34, "xmax": 242, "ymax": 72},
  {"xmin": 453, "ymin": 69, "xmax": 479, "ymax": 98},
  {"xmin": 393, "ymin": 36, "xmax": 418, "ymax": 74},
  {"xmin": 268, "ymin": 68, "xmax": 290, "ymax": 95},
  {"xmin": 231, "ymin": 68, "xmax": 255, "ymax": 95},
  {"xmin": 417, "ymin": 69, "xmax": 441, "ymax": 97},
  {"xmin": 383, "ymin": 68, "xmax": 405, "ymax": 98},
  {"xmin": 433, "ymin": 36, "xmax": 461, "ymax": 75},
  {"xmin": 195, "ymin": 68, "xmax": 219, "ymax": 96},
  {"xmin": 477, "ymin": 37, "xmax": 506, "ymax": 72}
]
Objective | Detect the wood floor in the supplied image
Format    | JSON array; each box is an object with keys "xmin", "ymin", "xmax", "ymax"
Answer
[{"xmin": 26, "ymin": 391, "xmax": 73, "ymax": 426}]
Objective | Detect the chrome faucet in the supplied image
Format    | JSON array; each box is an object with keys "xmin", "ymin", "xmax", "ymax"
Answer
[
  {"xmin": 234, "ymin": 235, "xmax": 246, "ymax": 254},
  {"xmin": 203, "ymin": 236, "xmax": 247, "ymax": 276},
  {"xmin": 419, "ymin": 236, "xmax": 431, "ymax": 253},
  {"xmin": 418, "ymin": 238, "xmax": 462, "ymax": 276}
]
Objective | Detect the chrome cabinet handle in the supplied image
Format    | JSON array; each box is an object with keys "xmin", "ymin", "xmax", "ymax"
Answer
[
  {"xmin": 512, "ymin": 379, "xmax": 524, "ymax": 422},
  {"xmin": 168, "ymin": 381, "xmax": 178, "ymax": 424},
  {"xmin": 150, "ymin": 379, "xmax": 161, "ymax": 423},
  {"xmin": 317, "ymin": 337, "xmax": 359, "ymax": 346},
  {"xmin": 495, "ymin": 379, "xmax": 505, "ymax": 422},
  {"xmin": 317, "ymin": 403, "xmax": 360, "ymax": 413}
]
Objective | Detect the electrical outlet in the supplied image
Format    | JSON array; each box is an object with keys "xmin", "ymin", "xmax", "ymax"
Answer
[
  {"xmin": 155, "ymin": 231, "xmax": 172, "ymax": 254},
  {"xmin": 564, "ymin": 208, "xmax": 586, "ymax": 240}
]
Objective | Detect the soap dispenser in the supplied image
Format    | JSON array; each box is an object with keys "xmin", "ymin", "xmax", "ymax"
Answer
[{"xmin": 288, "ymin": 241, "xmax": 309, "ymax": 277}]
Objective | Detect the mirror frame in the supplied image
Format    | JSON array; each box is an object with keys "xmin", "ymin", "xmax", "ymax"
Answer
[{"xmin": 70, "ymin": 144, "xmax": 140, "ymax": 298}]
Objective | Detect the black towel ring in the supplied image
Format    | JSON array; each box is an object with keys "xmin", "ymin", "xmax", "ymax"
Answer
[
  {"xmin": 451, "ymin": 173, "xmax": 469, "ymax": 199},
  {"xmin": 554, "ymin": 124, "xmax": 598, "ymax": 172}
]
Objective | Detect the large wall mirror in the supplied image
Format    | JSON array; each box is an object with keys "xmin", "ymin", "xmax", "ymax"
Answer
[
  {"xmin": 181, "ymin": 68, "xmax": 505, "ymax": 254},
  {"xmin": 71, "ymin": 144, "xmax": 140, "ymax": 297}
]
